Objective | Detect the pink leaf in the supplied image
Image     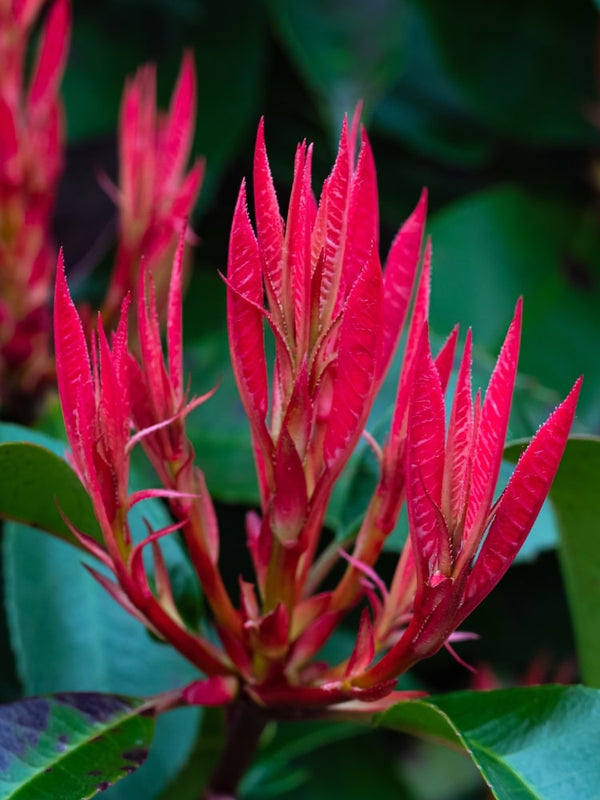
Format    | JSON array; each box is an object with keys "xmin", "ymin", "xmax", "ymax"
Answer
[
  {"xmin": 405, "ymin": 330, "xmax": 449, "ymax": 586},
  {"xmin": 28, "ymin": 0, "xmax": 70, "ymax": 112},
  {"xmin": 317, "ymin": 119, "xmax": 351, "ymax": 321},
  {"xmin": 387, "ymin": 238, "xmax": 432, "ymax": 456},
  {"xmin": 434, "ymin": 325, "xmax": 459, "ymax": 394},
  {"xmin": 462, "ymin": 377, "xmax": 581, "ymax": 616},
  {"xmin": 53, "ymin": 252, "xmax": 95, "ymax": 473},
  {"xmin": 441, "ymin": 329, "xmax": 473, "ymax": 531},
  {"xmin": 271, "ymin": 428, "xmax": 308, "ymax": 545},
  {"xmin": 182, "ymin": 676, "xmax": 238, "ymax": 707},
  {"xmin": 158, "ymin": 51, "xmax": 196, "ymax": 190},
  {"xmin": 342, "ymin": 129, "xmax": 379, "ymax": 303},
  {"xmin": 379, "ymin": 189, "xmax": 427, "ymax": 380},
  {"xmin": 285, "ymin": 143, "xmax": 313, "ymax": 354},
  {"xmin": 346, "ymin": 608, "xmax": 375, "ymax": 677},
  {"xmin": 323, "ymin": 248, "xmax": 383, "ymax": 468},
  {"xmin": 253, "ymin": 119, "xmax": 284, "ymax": 305},
  {"xmin": 167, "ymin": 233, "xmax": 185, "ymax": 406},
  {"xmin": 227, "ymin": 182, "xmax": 268, "ymax": 425},
  {"xmin": 464, "ymin": 300, "xmax": 522, "ymax": 540},
  {"xmin": 137, "ymin": 267, "xmax": 170, "ymax": 421}
]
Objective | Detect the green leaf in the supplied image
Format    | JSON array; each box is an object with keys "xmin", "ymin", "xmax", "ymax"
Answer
[
  {"xmin": 418, "ymin": 0, "xmax": 597, "ymax": 145},
  {"xmin": 373, "ymin": 2, "xmax": 495, "ymax": 169},
  {"xmin": 0, "ymin": 442, "xmax": 101, "ymax": 548},
  {"xmin": 266, "ymin": 0, "xmax": 406, "ymax": 132},
  {"xmin": 3, "ymin": 521, "xmax": 201, "ymax": 800},
  {"xmin": 505, "ymin": 437, "xmax": 600, "ymax": 688},
  {"xmin": 378, "ymin": 685, "xmax": 600, "ymax": 799},
  {"xmin": 0, "ymin": 693, "xmax": 154, "ymax": 799}
]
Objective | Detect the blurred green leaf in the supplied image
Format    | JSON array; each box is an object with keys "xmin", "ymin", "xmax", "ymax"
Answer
[
  {"xmin": 379, "ymin": 685, "xmax": 600, "ymax": 799},
  {"xmin": 63, "ymin": 13, "xmax": 147, "ymax": 140},
  {"xmin": 192, "ymin": 0, "xmax": 266, "ymax": 182},
  {"xmin": 506, "ymin": 436, "xmax": 600, "ymax": 688},
  {"xmin": 373, "ymin": 2, "xmax": 495, "ymax": 169},
  {"xmin": 418, "ymin": 0, "xmax": 598, "ymax": 145},
  {"xmin": 0, "ymin": 693, "xmax": 154, "ymax": 800},
  {"xmin": 266, "ymin": 0, "xmax": 407, "ymax": 132}
]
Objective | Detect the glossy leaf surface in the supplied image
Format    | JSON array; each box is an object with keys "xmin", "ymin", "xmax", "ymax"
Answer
[
  {"xmin": 506, "ymin": 436, "xmax": 600, "ymax": 688},
  {"xmin": 0, "ymin": 693, "xmax": 154, "ymax": 799},
  {"xmin": 379, "ymin": 685, "xmax": 600, "ymax": 800}
]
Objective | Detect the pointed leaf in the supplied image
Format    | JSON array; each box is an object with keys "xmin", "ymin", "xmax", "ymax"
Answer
[
  {"xmin": 405, "ymin": 332, "xmax": 447, "ymax": 583},
  {"xmin": 463, "ymin": 378, "xmax": 581, "ymax": 616},
  {"xmin": 379, "ymin": 189, "xmax": 427, "ymax": 380},
  {"xmin": 317, "ymin": 118, "xmax": 351, "ymax": 320},
  {"xmin": 28, "ymin": 0, "xmax": 70, "ymax": 112},
  {"xmin": 0, "ymin": 693, "xmax": 154, "ymax": 799},
  {"xmin": 227, "ymin": 182, "xmax": 268, "ymax": 424},
  {"xmin": 253, "ymin": 119, "xmax": 284, "ymax": 305},
  {"xmin": 158, "ymin": 51, "xmax": 196, "ymax": 189},
  {"xmin": 442, "ymin": 329, "xmax": 473, "ymax": 528},
  {"xmin": 324, "ymin": 250, "xmax": 382, "ymax": 468},
  {"xmin": 53, "ymin": 253, "xmax": 95, "ymax": 475},
  {"xmin": 464, "ymin": 300, "xmax": 522, "ymax": 540},
  {"xmin": 387, "ymin": 239, "xmax": 432, "ymax": 454},
  {"xmin": 343, "ymin": 128, "xmax": 379, "ymax": 297},
  {"xmin": 271, "ymin": 429, "xmax": 308, "ymax": 545},
  {"xmin": 167, "ymin": 234, "xmax": 186, "ymax": 407}
]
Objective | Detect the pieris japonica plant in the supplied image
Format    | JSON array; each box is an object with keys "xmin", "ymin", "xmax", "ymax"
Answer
[
  {"xmin": 44, "ymin": 114, "xmax": 580, "ymax": 797},
  {"xmin": 0, "ymin": 4, "xmax": 597, "ymax": 800}
]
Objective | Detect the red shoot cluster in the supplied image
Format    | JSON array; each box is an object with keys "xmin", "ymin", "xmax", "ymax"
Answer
[
  {"xmin": 54, "ymin": 113, "xmax": 580, "ymax": 714},
  {"xmin": 101, "ymin": 52, "xmax": 204, "ymax": 329},
  {"xmin": 0, "ymin": 0, "xmax": 70, "ymax": 417},
  {"xmin": 0, "ymin": 0, "xmax": 202, "ymax": 421}
]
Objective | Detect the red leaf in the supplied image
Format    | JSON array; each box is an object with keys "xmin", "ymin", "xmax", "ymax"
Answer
[
  {"xmin": 441, "ymin": 329, "xmax": 473, "ymax": 532},
  {"xmin": 464, "ymin": 300, "xmax": 522, "ymax": 540},
  {"xmin": 283, "ymin": 143, "xmax": 313, "ymax": 354},
  {"xmin": 271, "ymin": 428, "xmax": 308, "ymax": 545},
  {"xmin": 316, "ymin": 118, "xmax": 351, "ymax": 323},
  {"xmin": 253, "ymin": 119, "xmax": 284, "ymax": 308},
  {"xmin": 167, "ymin": 234, "xmax": 185, "ymax": 406},
  {"xmin": 379, "ymin": 189, "xmax": 427, "ymax": 381},
  {"xmin": 53, "ymin": 252, "xmax": 95, "ymax": 475},
  {"xmin": 434, "ymin": 325, "xmax": 459, "ymax": 394},
  {"xmin": 462, "ymin": 377, "xmax": 581, "ymax": 616},
  {"xmin": 346, "ymin": 608, "xmax": 375, "ymax": 677},
  {"xmin": 342, "ymin": 128, "xmax": 379, "ymax": 306},
  {"xmin": 323, "ymin": 248, "xmax": 383, "ymax": 469},
  {"xmin": 28, "ymin": 0, "xmax": 70, "ymax": 112},
  {"xmin": 227, "ymin": 182, "xmax": 268, "ymax": 424},
  {"xmin": 405, "ymin": 330, "xmax": 449, "ymax": 586},
  {"xmin": 158, "ymin": 51, "xmax": 196, "ymax": 190},
  {"xmin": 387, "ymin": 238, "xmax": 432, "ymax": 456}
]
